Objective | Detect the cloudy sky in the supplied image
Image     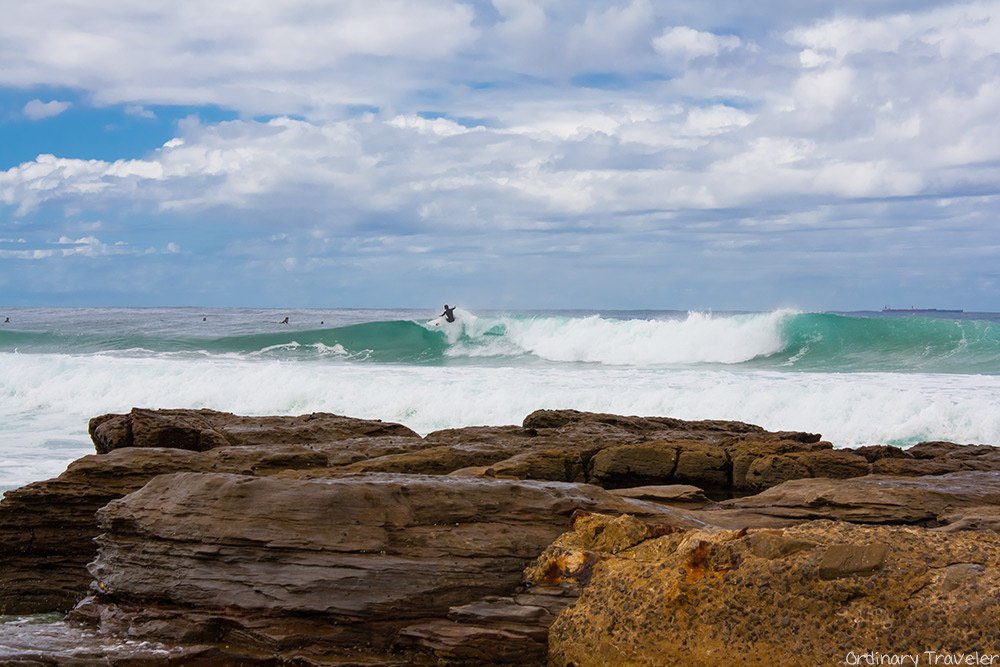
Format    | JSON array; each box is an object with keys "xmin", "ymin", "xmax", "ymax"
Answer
[{"xmin": 1, "ymin": 0, "xmax": 998, "ymax": 310}]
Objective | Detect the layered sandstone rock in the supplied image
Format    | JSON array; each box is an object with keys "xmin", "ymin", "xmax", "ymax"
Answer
[
  {"xmin": 5, "ymin": 408, "xmax": 1000, "ymax": 665},
  {"xmin": 72, "ymin": 472, "xmax": 697, "ymax": 664},
  {"xmin": 709, "ymin": 470, "xmax": 1000, "ymax": 526},
  {"xmin": 1, "ymin": 410, "xmax": 426, "ymax": 615},
  {"xmin": 89, "ymin": 407, "xmax": 420, "ymax": 453},
  {"xmin": 0, "ymin": 447, "xmax": 210, "ymax": 614}
]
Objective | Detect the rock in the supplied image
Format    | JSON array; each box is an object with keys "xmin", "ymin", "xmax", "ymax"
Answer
[
  {"xmin": 73, "ymin": 472, "xmax": 699, "ymax": 664},
  {"xmin": 610, "ymin": 485, "xmax": 711, "ymax": 505},
  {"xmin": 744, "ymin": 531, "xmax": 816, "ymax": 559},
  {"xmin": 89, "ymin": 407, "xmax": 419, "ymax": 453},
  {"xmin": 489, "ymin": 449, "xmax": 589, "ymax": 482},
  {"xmin": 933, "ymin": 505, "xmax": 1000, "ymax": 532},
  {"xmin": 871, "ymin": 457, "xmax": 961, "ymax": 476},
  {"xmin": 852, "ymin": 444, "xmax": 911, "ymax": 462},
  {"xmin": 710, "ymin": 470, "xmax": 1000, "ymax": 526},
  {"xmin": 816, "ymin": 543, "xmax": 889, "ymax": 579},
  {"xmin": 424, "ymin": 425, "xmax": 536, "ymax": 446},
  {"xmin": 589, "ymin": 441, "xmax": 680, "ymax": 487},
  {"xmin": 907, "ymin": 440, "xmax": 976, "ymax": 459},
  {"xmin": 728, "ymin": 437, "xmax": 832, "ymax": 490},
  {"xmin": 338, "ymin": 442, "xmax": 514, "ymax": 475},
  {"xmin": 7, "ymin": 408, "xmax": 1000, "ymax": 664},
  {"xmin": 743, "ymin": 449, "xmax": 871, "ymax": 491},
  {"xmin": 537, "ymin": 514, "xmax": 1000, "ymax": 666},
  {"xmin": 521, "ymin": 409, "xmax": 769, "ymax": 437},
  {"xmin": 3, "ymin": 407, "xmax": 425, "ymax": 615},
  {"xmin": 0, "ymin": 439, "xmax": 394, "ymax": 615},
  {"xmin": 589, "ymin": 439, "xmax": 736, "ymax": 492},
  {"xmin": 364, "ymin": 412, "xmax": 831, "ymax": 496},
  {"xmin": 11, "ymin": 408, "xmax": 1000, "ymax": 619},
  {"xmin": 870, "ymin": 441, "xmax": 1000, "ymax": 476},
  {"xmin": 0, "ymin": 448, "xmax": 208, "ymax": 614}
]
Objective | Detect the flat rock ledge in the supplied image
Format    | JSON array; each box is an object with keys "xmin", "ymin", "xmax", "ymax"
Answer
[{"xmin": 1, "ymin": 408, "xmax": 1000, "ymax": 664}]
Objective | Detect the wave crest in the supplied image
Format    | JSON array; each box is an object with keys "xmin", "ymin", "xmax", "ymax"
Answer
[{"xmin": 444, "ymin": 310, "xmax": 795, "ymax": 365}]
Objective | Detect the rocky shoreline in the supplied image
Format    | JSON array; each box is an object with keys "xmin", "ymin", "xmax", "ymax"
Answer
[{"xmin": 2, "ymin": 408, "xmax": 1000, "ymax": 665}]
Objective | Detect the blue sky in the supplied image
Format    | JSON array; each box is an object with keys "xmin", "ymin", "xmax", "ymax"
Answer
[{"xmin": 2, "ymin": 0, "xmax": 999, "ymax": 310}]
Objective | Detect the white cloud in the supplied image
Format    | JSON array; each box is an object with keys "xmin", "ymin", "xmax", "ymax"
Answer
[
  {"xmin": 798, "ymin": 48, "xmax": 833, "ymax": 69},
  {"xmin": 387, "ymin": 115, "xmax": 478, "ymax": 137},
  {"xmin": 789, "ymin": 67, "xmax": 856, "ymax": 114},
  {"xmin": 125, "ymin": 104, "xmax": 156, "ymax": 119},
  {"xmin": 0, "ymin": 0, "xmax": 479, "ymax": 115},
  {"xmin": 490, "ymin": 0, "xmax": 550, "ymax": 64},
  {"xmin": 652, "ymin": 26, "xmax": 742, "ymax": 63},
  {"xmin": 786, "ymin": 2, "xmax": 1000, "ymax": 63},
  {"xmin": 684, "ymin": 105, "xmax": 754, "ymax": 137},
  {"xmin": 566, "ymin": 0, "xmax": 657, "ymax": 69},
  {"xmin": 0, "ymin": 235, "xmax": 143, "ymax": 259},
  {"xmin": 22, "ymin": 98, "xmax": 72, "ymax": 120},
  {"xmin": 1, "ymin": 1, "xmax": 1000, "ymax": 308}
]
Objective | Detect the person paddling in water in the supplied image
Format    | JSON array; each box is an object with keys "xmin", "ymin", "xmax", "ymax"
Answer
[{"xmin": 441, "ymin": 305, "xmax": 456, "ymax": 323}]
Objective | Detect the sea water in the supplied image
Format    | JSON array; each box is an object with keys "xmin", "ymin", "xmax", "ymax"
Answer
[{"xmin": 2, "ymin": 306, "xmax": 1000, "ymax": 493}]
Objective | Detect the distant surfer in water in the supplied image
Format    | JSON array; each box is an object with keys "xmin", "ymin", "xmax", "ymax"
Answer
[
  {"xmin": 441, "ymin": 305, "xmax": 456, "ymax": 323},
  {"xmin": 281, "ymin": 316, "xmax": 289, "ymax": 324}
]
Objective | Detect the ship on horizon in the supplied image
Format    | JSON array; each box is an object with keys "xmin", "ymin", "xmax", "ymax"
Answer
[{"xmin": 881, "ymin": 306, "xmax": 964, "ymax": 313}]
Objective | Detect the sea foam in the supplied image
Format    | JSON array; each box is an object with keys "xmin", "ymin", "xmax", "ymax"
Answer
[{"xmin": 3, "ymin": 350, "xmax": 1000, "ymax": 490}]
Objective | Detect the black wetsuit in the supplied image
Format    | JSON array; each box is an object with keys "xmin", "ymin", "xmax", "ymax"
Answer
[{"xmin": 442, "ymin": 307, "xmax": 456, "ymax": 323}]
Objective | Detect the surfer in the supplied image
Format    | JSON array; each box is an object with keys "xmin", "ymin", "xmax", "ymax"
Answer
[
  {"xmin": 441, "ymin": 305, "xmax": 456, "ymax": 323},
  {"xmin": 280, "ymin": 316, "xmax": 289, "ymax": 325}
]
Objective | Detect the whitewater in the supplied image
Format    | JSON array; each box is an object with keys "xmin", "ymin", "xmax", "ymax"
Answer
[{"xmin": 2, "ymin": 306, "xmax": 999, "ymax": 492}]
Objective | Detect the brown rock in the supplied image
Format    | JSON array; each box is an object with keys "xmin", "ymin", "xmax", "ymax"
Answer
[
  {"xmin": 338, "ymin": 442, "xmax": 514, "ymax": 475},
  {"xmin": 490, "ymin": 449, "xmax": 588, "ymax": 482},
  {"xmin": 871, "ymin": 457, "xmax": 963, "ymax": 476},
  {"xmin": 0, "ymin": 439, "xmax": 391, "ymax": 614},
  {"xmin": 728, "ymin": 437, "xmax": 831, "ymax": 491},
  {"xmin": 0, "ymin": 448, "xmax": 207, "ymax": 613},
  {"xmin": 933, "ymin": 505, "xmax": 1000, "ymax": 532},
  {"xmin": 589, "ymin": 441, "xmax": 679, "ymax": 487},
  {"xmin": 89, "ymin": 407, "xmax": 419, "ymax": 453},
  {"xmin": 521, "ymin": 409, "xmax": 769, "ymax": 438},
  {"xmin": 816, "ymin": 543, "xmax": 889, "ymax": 579},
  {"xmin": 871, "ymin": 441, "xmax": 1000, "ymax": 476},
  {"xmin": 74, "ymin": 472, "xmax": 699, "ymax": 663},
  {"xmin": 743, "ymin": 449, "xmax": 871, "ymax": 490},
  {"xmin": 712, "ymin": 470, "xmax": 1000, "ymax": 526},
  {"xmin": 852, "ymin": 444, "xmax": 911, "ymax": 462},
  {"xmin": 538, "ymin": 515, "xmax": 1000, "ymax": 666},
  {"xmin": 674, "ymin": 440, "xmax": 730, "ymax": 490},
  {"xmin": 745, "ymin": 531, "xmax": 816, "ymax": 559},
  {"xmin": 610, "ymin": 484, "xmax": 711, "ymax": 505}
]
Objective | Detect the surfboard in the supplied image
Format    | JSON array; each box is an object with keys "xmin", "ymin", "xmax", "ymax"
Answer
[{"xmin": 426, "ymin": 316, "xmax": 449, "ymax": 328}]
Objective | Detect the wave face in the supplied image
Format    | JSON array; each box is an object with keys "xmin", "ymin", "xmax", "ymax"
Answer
[
  {"xmin": 760, "ymin": 312, "xmax": 1000, "ymax": 374},
  {"xmin": 2, "ymin": 309, "xmax": 999, "ymax": 373}
]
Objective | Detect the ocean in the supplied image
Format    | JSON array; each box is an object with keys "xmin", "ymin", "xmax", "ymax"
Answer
[{"xmin": 2, "ymin": 306, "xmax": 1000, "ymax": 493}]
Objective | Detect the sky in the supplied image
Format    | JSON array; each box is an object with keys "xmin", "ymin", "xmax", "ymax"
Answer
[{"xmin": 1, "ymin": 0, "xmax": 999, "ymax": 311}]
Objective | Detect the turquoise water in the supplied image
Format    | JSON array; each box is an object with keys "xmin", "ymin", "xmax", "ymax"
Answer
[
  {"xmin": 2, "ymin": 307, "xmax": 999, "ymax": 491},
  {"xmin": 3, "ymin": 308, "xmax": 998, "ymax": 373}
]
